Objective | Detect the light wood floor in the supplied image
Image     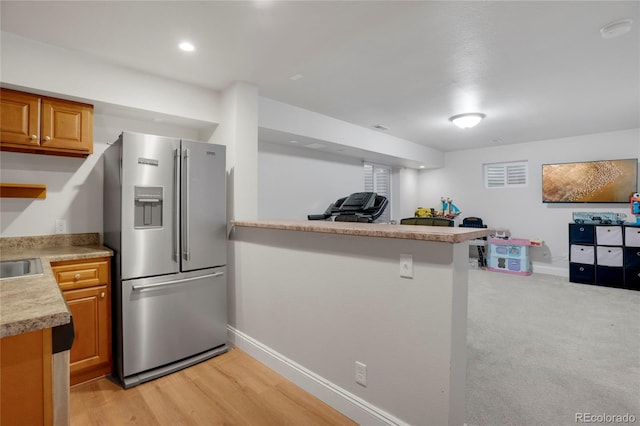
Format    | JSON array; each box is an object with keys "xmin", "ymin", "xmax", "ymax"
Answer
[{"xmin": 70, "ymin": 348, "xmax": 356, "ymax": 425}]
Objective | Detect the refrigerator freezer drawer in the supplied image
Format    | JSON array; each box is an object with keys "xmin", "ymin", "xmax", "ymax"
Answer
[{"xmin": 121, "ymin": 268, "xmax": 227, "ymax": 377}]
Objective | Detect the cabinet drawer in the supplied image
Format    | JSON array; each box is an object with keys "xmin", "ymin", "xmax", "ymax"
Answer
[
  {"xmin": 624, "ymin": 226, "xmax": 640, "ymax": 247},
  {"xmin": 596, "ymin": 246, "xmax": 623, "ymax": 267},
  {"xmin": 570, "ymin": 245, "xmax": 595, "ymax": 264},
  {"xmin": 595, "ymin": 226, "xmax": 623, "ymax": 246},
  {"xmin": 569, "ymin": 263, "xmax": 595, "ymax": 284},
  {"xmin": 51, "ymin": 258, "xmax": 109, "ymax": 290},
  {"xmin": 569, "ymin": 224, "xmax": 595, "ymax": 244}
]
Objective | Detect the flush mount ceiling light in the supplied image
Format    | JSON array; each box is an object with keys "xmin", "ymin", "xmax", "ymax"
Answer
[
  {"xmin": 600, "ymin": 19, "xmax": 633, "ymax": 39},
  {"xmin": 449, "ymin": 113, "xmax": 486, "ymax": 129},
  {"xmin": 179, "ymin": 41, "xmax": 195, "ymax": 52}
]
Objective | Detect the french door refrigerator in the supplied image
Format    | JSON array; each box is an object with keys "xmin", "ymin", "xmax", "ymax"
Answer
[{"xmin": 104, "ymin": 131, "xmax": 228, "ymax": 388}]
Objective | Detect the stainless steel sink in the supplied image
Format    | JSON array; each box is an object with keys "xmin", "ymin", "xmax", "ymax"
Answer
[{"xmin": 0, "ymin": 258, "xmax": 44, "ymax": 279}]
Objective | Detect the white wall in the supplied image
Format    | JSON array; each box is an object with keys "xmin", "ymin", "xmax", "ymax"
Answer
[
  {"xmin": 418, "ymin": 128, "xmax": 640, "ymax": 275},
  {"xmin": 393, "ymin": 168, "xmax": 419, "ymax": 221},
  {"xmin": 211, "ymin": 82, "xmax": 259, "ymax": 222},
  {"xmin": 0, "ymin": 116, "xmax": 201, "ymax": 237},
  {"xmin": 1, "ymin": 32, "xmax": 221, "ymax": 124},
  {"xmin": 231, "ymin": 226, "xmax": 469, "ymax": 426},
  {"xmin": 259, "ymin": 97, "xmax": 444, "ymax": 169},
  {"xmin": 259, "ymin": 142, "xmax": 422, "ymax": 222},
  {"xmin": 258, "ymin": 142, "xmax": 364, "ymax": 220}
]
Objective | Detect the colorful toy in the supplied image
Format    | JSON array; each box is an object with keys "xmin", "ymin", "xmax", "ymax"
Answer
[
  {"xmin": 414, "ymin": 207, "xmax": 433, "ymax": 218},
  {"xmin": 438, "ymin": 197, "xmax": 461, "ymax": 218},
  {"xmin": 631, "ymin": 193, "xmax": 640, "ymax": 224},
  {"xmin": 572, "ymin": 211, "xmax": 627, "ymax": 225}
]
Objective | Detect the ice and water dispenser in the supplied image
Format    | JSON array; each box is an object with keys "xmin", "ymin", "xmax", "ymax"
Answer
[{"xmin": 134, "ymin": 186, "xmax": 163, "ymax": 228}]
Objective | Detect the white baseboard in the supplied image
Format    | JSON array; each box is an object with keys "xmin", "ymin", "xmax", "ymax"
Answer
[
  {"xmin": 227, "ymin": 325, "xmax": 408, "ymax": 426},
  {"xmin": 532, "ymin": 262, "xmax": 569, "ymax": 277}
]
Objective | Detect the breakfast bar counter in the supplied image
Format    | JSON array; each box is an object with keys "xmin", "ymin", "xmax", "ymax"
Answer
[
  {"xmin": 230, "ymin": 220, "xmax": 488, "ymax": 426},
  {"xmin": 231, "ymin": 219, "xmax": 488, "ymax": 242}
]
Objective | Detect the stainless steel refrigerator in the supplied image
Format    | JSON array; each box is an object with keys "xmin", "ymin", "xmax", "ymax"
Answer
[{"xmin": 104, "ymin": 131, "xmax": 228, "ymax": 388}]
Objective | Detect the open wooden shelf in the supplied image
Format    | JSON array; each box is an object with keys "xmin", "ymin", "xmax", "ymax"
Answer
[{"xmin": 0, "ymin": 183, "xmax": 47, "ymax": 199}]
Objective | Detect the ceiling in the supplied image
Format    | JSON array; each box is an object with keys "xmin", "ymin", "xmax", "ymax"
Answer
[{"xmin": 1, "ymin": 1, "xmax": 638, "ymax": 152}]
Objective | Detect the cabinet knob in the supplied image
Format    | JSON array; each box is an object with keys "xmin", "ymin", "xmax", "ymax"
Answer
[
  {"xmin": 579, "ymin": 267, "xmax": 585, "ymax": 271},
  {"xmin": 74, "ymin": 273, "xmax": 81, "ymax": 280},
  {"xmin": 579, "ymin": 227, "xmax": 584, "ymax": 231},
  {"xmin": 100, "ymin": 292, "xmax": 105, "ymax": 299},
  {"xmin": 44, "ymin": 136, "xmax": 51, "ymax": 141},
  {"xmin": 30, "ymin": 134, "xmax": 38, "ymax": 140}
]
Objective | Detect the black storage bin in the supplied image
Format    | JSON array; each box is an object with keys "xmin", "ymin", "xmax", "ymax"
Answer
[
  {"xmin": 624, "ymin": 269, "xmax": 640, "ymax": 290},
  {"xmin": 624, "ymin": 247, "xmax": 640, "ymax": 269},
  {"xmin": 569, "ymin": 224, "xmax": 595, "ymax": 244},
  {"xmin": 596, "ymin": 266, "xmax": 624, "ymax": 288},
  {"xmin": 569, "ymin": 263, "xmax": 595, "ymax": 284}
]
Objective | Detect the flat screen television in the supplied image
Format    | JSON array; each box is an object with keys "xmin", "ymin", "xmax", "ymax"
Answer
[{"xmin": 542, "ymin": 158, "xmax": 638, "ymax": 203}]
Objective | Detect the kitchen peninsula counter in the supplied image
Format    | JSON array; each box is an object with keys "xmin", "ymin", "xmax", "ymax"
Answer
[
  {"xmin": 231, "ymin": 219, "xmax": 488, "ymax": 242},
  {"xmin": 0, "ymin": 234, "xmax": 112, "ymax": 338},
  {"xmin": 230, "ymin": 219, "xmax": 488, "ymax": 425}
]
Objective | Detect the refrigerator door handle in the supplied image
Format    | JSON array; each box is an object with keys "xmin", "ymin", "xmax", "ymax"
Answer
[
  {"xmin": 132, "ymin": 272, "xmax": 225, "ymax": 291},
  {"xmin": 183, "ymin": 148, "xmax": 191, "ymax": 261},
  {"xmin": 173, "ymin": 149, "xmax": 180, "ymax": 263}
]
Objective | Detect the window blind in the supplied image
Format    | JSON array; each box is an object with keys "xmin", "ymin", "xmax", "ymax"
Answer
[
  {"xmin": 484, "ymin": 161, "xmax": 528, "ymax": 188},
  {"xmin": 364, "ymin": 163, "xmax": 391, "ymax": 223}
]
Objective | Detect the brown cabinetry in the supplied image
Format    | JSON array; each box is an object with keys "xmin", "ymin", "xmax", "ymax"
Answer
[
  {"xmin": 0, "ymin": 328, "xmax": 53, "ymax": 425},
  {"xmin": 0, "ymin": 88, "xmax": 93, "ymax": 157},
  {"xmin": 51, "ymin": 257, "xmax": 111, "ymax": 385}
]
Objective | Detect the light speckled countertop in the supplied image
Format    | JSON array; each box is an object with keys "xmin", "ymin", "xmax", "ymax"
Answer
[
  {"xmin": 231, "ymin": 219, "xmax": 489, "ymax": 243},
  {"xmin": 1, "ymin": 234, "xmax": 113, "ymax": 338}
]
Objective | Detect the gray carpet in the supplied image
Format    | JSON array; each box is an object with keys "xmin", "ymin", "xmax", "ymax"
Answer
[{"xmin": 466, "ymin": 269, "xmax": 640, "ymax": 426}]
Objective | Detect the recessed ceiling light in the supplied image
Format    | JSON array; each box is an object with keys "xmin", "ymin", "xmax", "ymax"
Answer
[
  {"xmin": 289, "ymin": 74, "xmax": 304, "ymax": 81},
  {"xmin": 289, "ymin": 140, "xmax": 298, "ymax": 144},
  {"xmin": 419, "ymin": 165, "xmax": 426, "ymax": 169},
  {"xmin": 179, "ymin": 42, "xmax": 195, "ymax": 52},
  {"xmin": 449, "ymin": 113, "xmax": 486, "ymax": 129},
  {"xmin": 600, "ymin": 19, "xmax": 633, "ymax": 39}
]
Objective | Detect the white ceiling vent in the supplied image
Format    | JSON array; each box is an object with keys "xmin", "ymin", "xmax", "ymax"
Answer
[{"xmin": 372, "ymin": 124, "xmax": 389, "ymax": 131}]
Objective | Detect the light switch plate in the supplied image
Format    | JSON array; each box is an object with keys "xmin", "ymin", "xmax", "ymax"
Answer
[{"xmin": 400, "ymin": 254, "xmax": 413, "ymax": 278}]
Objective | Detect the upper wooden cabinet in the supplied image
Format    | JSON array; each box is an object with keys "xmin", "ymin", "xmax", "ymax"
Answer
[{"xmin": 0, "ymin": 89, "xmax": 93, "ymax": 157}]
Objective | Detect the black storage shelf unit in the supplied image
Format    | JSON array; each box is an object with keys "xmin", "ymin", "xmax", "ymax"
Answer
[{"xmin": 569, "ymin": 223, "xmax": 640, "ymax": 291}]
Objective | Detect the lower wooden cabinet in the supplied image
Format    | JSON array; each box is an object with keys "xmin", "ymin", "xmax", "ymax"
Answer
[
  {"xmin": 0, "ymin": 328, "xmax": 53, "ymax": 425},
  {"xmin": 51, "ymin": 257, "xmax": 111, "ymax": 385}
]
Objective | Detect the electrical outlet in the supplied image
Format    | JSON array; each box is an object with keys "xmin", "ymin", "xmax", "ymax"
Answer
[
  {"xmin": 55, "ymin": 219, "xmax": 67, "ymax": 234},
  {"xmin": 355, "ymin": 361, "xmax": 367, "ymax": 386},
  {"xmin": 400, "ymin": 254, "xmax": 413, "ymax": 278}
]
